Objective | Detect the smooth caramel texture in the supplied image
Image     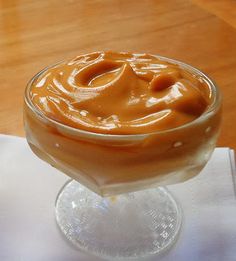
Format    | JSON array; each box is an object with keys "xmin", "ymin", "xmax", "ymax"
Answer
[{"xmin": 30, "ymin": 52, "xmax": 211, "ymax": 134}]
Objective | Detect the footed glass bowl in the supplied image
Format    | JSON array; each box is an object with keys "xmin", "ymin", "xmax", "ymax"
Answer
[{"xmin": 24, "ymin": 56, "xmax": 221, "ymax": 259}]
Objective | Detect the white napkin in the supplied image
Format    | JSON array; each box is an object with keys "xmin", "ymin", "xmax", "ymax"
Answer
[{"xmin": 0, "ymin": 134, "xmax": 235, "ymax": 261}]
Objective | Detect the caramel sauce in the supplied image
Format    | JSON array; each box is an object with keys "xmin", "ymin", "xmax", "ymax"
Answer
[{"xmin": 30, "ymin": 51, "xmax": 211, "ymax": 134}]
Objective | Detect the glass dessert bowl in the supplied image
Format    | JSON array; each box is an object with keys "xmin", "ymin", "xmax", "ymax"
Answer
[{"xmin": 23, "ymin": 52, "xmax": 221, "ymax": 259}]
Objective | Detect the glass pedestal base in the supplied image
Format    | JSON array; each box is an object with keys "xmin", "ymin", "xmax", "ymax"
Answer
[{"xmin": 55, "ymin": 180, "xmax": 182, "ymax": 259}]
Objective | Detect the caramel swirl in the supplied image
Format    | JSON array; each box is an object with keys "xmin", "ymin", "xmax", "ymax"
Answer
[{"xmin": 30, "ymin": 51, "xmax": 211, "ymax": 134}]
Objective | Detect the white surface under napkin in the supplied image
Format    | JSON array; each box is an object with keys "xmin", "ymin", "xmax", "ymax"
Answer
[{"xmin": 0, "ymin": 134, "xmax": 236, "ymax": 261}]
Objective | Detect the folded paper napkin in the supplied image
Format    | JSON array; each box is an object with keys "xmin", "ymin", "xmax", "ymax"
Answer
[{"xmin": 0, "ymin": 134, "xmax": 235, "ymax": 261}]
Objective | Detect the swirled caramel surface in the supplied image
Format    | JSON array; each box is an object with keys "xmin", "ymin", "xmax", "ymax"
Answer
[{"xmin": 30, "ymin": 52, "xmax": 211, "ymax": 134}]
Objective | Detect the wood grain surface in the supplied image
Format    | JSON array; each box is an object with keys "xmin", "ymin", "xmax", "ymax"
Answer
[
  {"xmin": 194, "ymin": 0, "xmax": 236, "ymax": 29},
  {"xmin": 0, "ymin": 0, "xmax": 235, "ymax": 149}
]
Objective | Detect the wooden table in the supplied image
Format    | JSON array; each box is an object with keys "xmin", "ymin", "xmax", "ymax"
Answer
[{"xmin": 0, "ymin": 0, "xmax": 235, "ymax": 149}]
